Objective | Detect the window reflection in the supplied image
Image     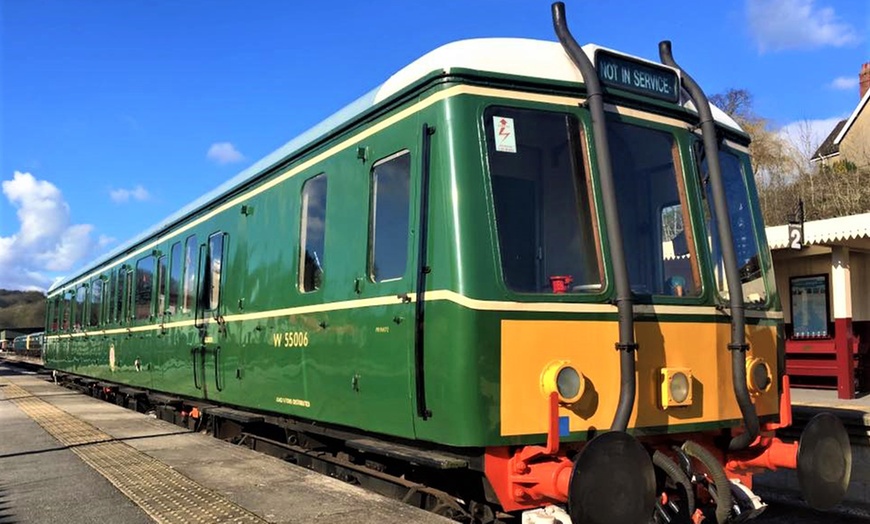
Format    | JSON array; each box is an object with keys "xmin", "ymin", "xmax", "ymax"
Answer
[
  {"xmin": 701, "ymin": 150, "xmax": 766, "ymax": 305},
  {"xmin": 300, "ymin": 174, "xmax": 328, "ymax": 292}
]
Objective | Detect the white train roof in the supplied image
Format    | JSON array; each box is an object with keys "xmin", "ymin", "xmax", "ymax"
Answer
[{"xmin": 50, "ymin": 38, "xmax": 743, "ymax": 293}]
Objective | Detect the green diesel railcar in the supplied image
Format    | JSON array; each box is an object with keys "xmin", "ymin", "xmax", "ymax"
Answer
[{"xmin": 44, "ymin": 5, "xmax": 852, "ymax": 523}]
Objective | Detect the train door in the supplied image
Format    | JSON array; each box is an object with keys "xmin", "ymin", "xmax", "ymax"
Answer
[
  {"xmin": 352, "ymin": 123, "xmax": 422, "ymax": 437},
  {"xmin": 194, "ymin": 232, "xmax": 228, "ymax": 401}
]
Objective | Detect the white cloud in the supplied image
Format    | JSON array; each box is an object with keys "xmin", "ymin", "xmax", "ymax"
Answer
[
  {"xmin": 109, "ymin": 184, "xmax": 150, "ymax": 203},
  {"xmin": 97, "ymin": 234, "xmax": 116, "ymax": 248},
  {"xmin": 0, "ymin": 171, "xmax": 101, "ymax": 291},
  {"xmin": 829, "ymin": 76, "xmax": 859, "ymax": 90},
  {"xmin": 747, "ymin": 0, "xmax": 859, "ymax": 52},
  {"xmin": 207, "ymin": 142, "xmax": 244, "ymax": 164}
]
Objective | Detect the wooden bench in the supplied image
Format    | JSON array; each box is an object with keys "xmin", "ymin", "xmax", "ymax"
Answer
[{"xmin": 785, "ymin": 334, "xmax": 864, "ymax": 398}]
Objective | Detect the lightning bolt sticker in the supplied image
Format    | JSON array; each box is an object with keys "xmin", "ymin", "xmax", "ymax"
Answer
[{"xmin": 493, "ymin": 116, "xmax": 517, "ymax": 153}]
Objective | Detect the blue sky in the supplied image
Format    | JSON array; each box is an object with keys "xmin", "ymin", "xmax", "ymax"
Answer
[{"xmin": 1, "ymin": 0, "xmax": 868, "ymax": 290}]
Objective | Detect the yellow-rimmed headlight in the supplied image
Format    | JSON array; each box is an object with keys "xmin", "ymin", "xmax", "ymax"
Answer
[
  {"xmin": 746, "ymin": 358, "xmax": 772, "ymax": 395},
  {"xmin": 661, "ymin": 367, "xmax": 693, "ymax": 408},
  {"xmin": 541, "ymin": 361, "xmax": 585, "ymax": 404}
]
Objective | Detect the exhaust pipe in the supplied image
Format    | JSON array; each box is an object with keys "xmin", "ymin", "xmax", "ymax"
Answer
[
  {"xmin": 552, "ymin": 2, "xmax": 637, "ymax": 432},
  {"xmin": 658, "ymin": 41, "xmax": 759, "ymax": 451}
]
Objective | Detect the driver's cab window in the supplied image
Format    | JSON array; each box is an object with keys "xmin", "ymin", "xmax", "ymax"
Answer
[
  {"xmin": 608, "ymin": 120, "xmax": 701, "ymax": 297},
  {"xmin": 299, "ymin": 173, "xmax": 328, "ymax": 292}
]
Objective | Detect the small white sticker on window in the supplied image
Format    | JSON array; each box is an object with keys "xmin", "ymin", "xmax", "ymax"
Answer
[{"xmin": 493, "ymin": 116, "xmax": 517, "ymax": 153}]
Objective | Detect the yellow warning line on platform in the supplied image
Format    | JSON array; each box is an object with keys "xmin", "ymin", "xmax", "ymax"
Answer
[{"xmin": 0, "ymin": 380, "xmax": 268, "ymax": 524}]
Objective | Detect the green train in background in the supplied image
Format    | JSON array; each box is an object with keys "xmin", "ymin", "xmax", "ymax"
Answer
[{"xmin": 44, "ymin": 4, "xmax": 852, "ymax": 523}]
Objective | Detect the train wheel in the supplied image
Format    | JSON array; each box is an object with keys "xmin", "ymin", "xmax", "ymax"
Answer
[{"xmin": 568, "ymin": 431, "xmax": 656, "ymax": 524}]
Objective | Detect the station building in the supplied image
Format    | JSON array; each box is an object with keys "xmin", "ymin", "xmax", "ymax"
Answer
[{"xmin": 768, "ymin": 62, "xmax": 870, "ymax": 398}]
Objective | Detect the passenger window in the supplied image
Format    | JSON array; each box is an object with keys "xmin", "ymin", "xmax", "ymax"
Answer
[
  {"xmin": 369, "ymin": 151, "xmax": 410, "ymax": 282},
  {"xmin": 90, "ymin": 278, "xmax": 103, "ymax": 326},
  {"xmin": 126, "ymin": 270, "xmax": 134, "ymax": 321},
  {"xmin": 299, "ymin": 174, "xmax": 328, "ymax": 292},
  {"xmin": 135, "ymin": 256, "xmax": 155, "ymax": 320},
  {"xmin": 62, "ymin": 292, "xmax": 71, "ymax": 331},
  {"xmin": 169, "ymin": 242, "xmax": 182, "ymax": 314},
  {"xmin": 75, "ymin": 285, "xmax": 87, "ymax": 331},
  {"xmin": 182, "ymin": 235, "xmax": 198, "ymax": 312},
  {"xmin": 116, "ymin": 269, "xmax": 127, "ymax": 324},
  {"xmin": 47, "ymin": 299, "xmax": 57, "ymax": 333},
  {"xmin": 157, "ymin": 255, "xmax": 167, "ymax": 315},
  {"xmin": 105, "ymin": 270, "xmax": 114, "ymax": 323},
  {"xmin": 208, "ymin": 233, "xmax": 224, "ymax": 309}
]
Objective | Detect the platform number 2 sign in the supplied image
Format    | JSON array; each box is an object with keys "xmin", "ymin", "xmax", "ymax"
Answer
[{"xmin": 788, "ymin": 223, "xmax": 803, "ymax": 250}]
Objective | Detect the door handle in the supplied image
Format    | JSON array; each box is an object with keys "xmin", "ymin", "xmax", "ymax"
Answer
[
  {"xmin": 213, "ymin": 346, "xmax": 223, "ymax": 392},
  {"xmin": 191, "ymin": 347, "xmax": 201, "ymax": 390}
]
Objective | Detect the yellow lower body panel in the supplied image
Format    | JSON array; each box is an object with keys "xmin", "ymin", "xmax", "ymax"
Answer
[{"xmin": 500, "ymin": 320, "xmax": 779, "ymax": 436}]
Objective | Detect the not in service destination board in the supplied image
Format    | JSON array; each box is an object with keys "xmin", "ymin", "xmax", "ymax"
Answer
[{"xmin": 595, "ymin": 50, "xmax": 680, "ymax": 103}]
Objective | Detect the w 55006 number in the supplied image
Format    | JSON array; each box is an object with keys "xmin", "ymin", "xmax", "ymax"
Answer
[{"xmin": 273, "ymin": 331, "xmax": 309, "ymax": 348}]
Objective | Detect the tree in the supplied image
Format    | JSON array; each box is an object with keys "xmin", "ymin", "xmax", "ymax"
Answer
[
  {"xmin": 0, "ymin": 290, "xmax": 46, "ymax": 328},
  {"xmin": 710, "ymin": 89, "xmax": 799, "ymax": 225},
  {"xmin": 711, "ymin": 88, "xmax": 870, "ymax": 223}
]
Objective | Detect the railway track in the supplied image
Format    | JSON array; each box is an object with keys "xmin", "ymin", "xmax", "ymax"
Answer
[{"xmin": 6, "ymin": 356, "xmax": 869, "ymax": 524}]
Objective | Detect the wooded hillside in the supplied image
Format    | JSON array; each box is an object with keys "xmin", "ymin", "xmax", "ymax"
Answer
[{"xmin": 0, "ymin": 289, "xmax": 46, "ymax": 328}]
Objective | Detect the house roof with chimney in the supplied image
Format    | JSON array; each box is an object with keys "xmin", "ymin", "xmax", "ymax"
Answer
[
  {"xmin": 811, "ymin": 62, "xmax": 870, "ymax": 163},
  {"xmin": 832, "ymin": 86, "xmax": 870, "ymax": 145},
  {"xmin": 811, "ymin": 118, "xmax": 847, "ymax": 161}
]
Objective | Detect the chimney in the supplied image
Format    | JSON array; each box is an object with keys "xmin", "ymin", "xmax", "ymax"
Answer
[{"xmin": 861, "ymin": 62, "xmax": 870, "ymax": 99}]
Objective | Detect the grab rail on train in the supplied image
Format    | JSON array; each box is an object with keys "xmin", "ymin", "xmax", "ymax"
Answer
[
  {"xmin": 551, "ymin": 1, "xmax": 638, "ymax": 432},
  {"xmin": 658, "ymin": 41, "xmax": 760, "ymax": 451}
]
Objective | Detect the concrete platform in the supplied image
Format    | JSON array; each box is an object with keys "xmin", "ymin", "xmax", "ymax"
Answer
[{"xmin": 0, "ymin": 363, "xmax": 450, "ymax": 523}]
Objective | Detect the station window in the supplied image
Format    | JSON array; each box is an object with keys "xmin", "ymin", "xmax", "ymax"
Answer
[
  {"xmin": 169, "ymin": 241, "xmax": 182, "ymax": 314},
  {"xmin": 208, "ymin": 233, "xmax": 224, "ymax": 309},
  {"xmin": 135, "ymin": 256, "xmax": 155, "ymax": 320},
  {"xmin": 157, "ymin": 255, "xmax": 167, "ymax": 316},
  {"xmin": 182, "ymin": 235, "xmax": 198, "ymax": 312},
  {"xmin": 369, "ymin": 151, "xmax": 410, "ymax": 282},
  {"xmin": 299, "ymin": 174, "xmax": 328, "ymax": 292},
  {"xmin": 90, "ymin": 278, "xmax": 103, "ymax": 327}
]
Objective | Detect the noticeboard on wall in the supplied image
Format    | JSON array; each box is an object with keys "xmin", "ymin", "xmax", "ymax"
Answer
[{"xmin": 790, "ymin": 274, "xmax": 830, "ymax": 338}]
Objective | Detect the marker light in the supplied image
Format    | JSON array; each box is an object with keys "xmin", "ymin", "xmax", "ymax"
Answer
[
  {"xmin": 746, "ymin": 358, "xmax": 772, "ymax": 395},
  {"xmin": 541, "ymin": 361, "xmax": 585, "ymax": 404},
  {"xmin": 661, "ymin": 367, "xmax": 693, "ymax": 408}
]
